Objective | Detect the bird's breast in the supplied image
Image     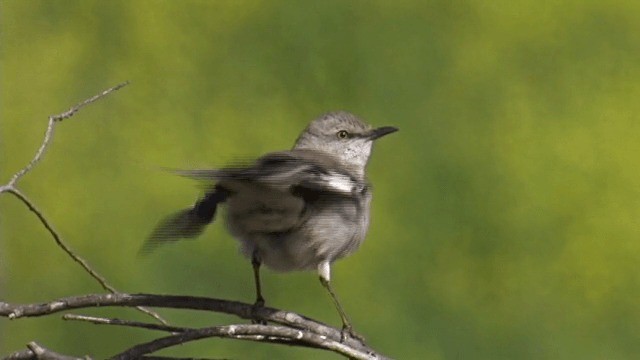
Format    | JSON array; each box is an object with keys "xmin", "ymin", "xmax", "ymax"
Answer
[{"xmin": 224, "ymin": 184, "xmax": 371, "ymax": 272}]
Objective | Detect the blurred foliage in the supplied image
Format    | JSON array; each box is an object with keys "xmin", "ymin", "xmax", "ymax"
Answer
[{"xmin": 2, "ymin": 0, "xmax": 640, "ymax": 359}]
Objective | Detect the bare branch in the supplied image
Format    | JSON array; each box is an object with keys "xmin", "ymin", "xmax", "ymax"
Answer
[
  {"xmin": 63, "ymin": 313, "xmax": 190, "ymax": 334},
  {"xmin": 3, "ymin": 342, "xmax": 87, "ymax": 360},
  {"xmin": 50, "ymin": 81, "xmax": 130, "ymax": 123},
  {"xmin": 112, "ymin": 324, "xmax": 380, "ymax": 360},
  {"xmin": 4, "ymin": 81, "xmax": 129, "ymax": 189},
  {"xmin": 4, "ymin": 176, "xmax": 166, "ymax": 326},
  {"xmin": 62, "ymin": 313, "xmax": 338, "ymax": 352},
  {"xmin": 4, "ymin": 118, "xmax": 55, "ymax": 189},
  {"xmin": 5, "ymin": 188, "xmax": 114, "ymax": 291},
  {"xmin": 62, "ymin": 313, "xmax": 318, "ymax": 349},
  {"xmin": 0, "ymin": 293, "xmax": 387, "ymax": 358},
  {"xmin": 0, "ymin": 82, "xmax": 167, "ymax": 326},
  {"xmin": 64, "ymin": 313, "xmax": 315, "ymax": 360}
]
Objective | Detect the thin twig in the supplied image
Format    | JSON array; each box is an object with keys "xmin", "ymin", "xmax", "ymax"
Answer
[
  {"xmin": 5, "ymin": 117, "xmax": 55, "ymax": 188},
  {"xmin": 111, "ymin": 324, "xmax": 378, "ymax": 360},
  {"xmin": 3, "ymin": 342, "xmax": 87, "ymax": 360},
  {"xmin": 5, "ymin": 81, "xmax": 129, "ymax": 188},
  {"xmin": 63, "ymin": 313, "xmax": 189, "ymax": 334},
  {"xmin": 0, "ymin": 293, "xmax": 383, "ymax": 357},
  {"xmin": 62, "ymin": 313, "xmax": 320, "ymax": 350},
  {"xmin": 1, "ymin": 82, "xmax": 168, "ymax": 325},
  {"xmin": 50, "ymin": 81, "xmax": 130, "ymax": 122},
  {"xmin": 6, "ymin": 188, "xmax": 114, "ymax": 289},
  {"xmin": 5, "ymin": 187, "xmax": 167, "ymax": 325}
]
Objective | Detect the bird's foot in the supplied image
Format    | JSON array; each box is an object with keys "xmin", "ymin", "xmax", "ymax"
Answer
[
  {"xmin": 250, "ymin": 297, "xmax": 267, "ymax": 325},
  {"xmin": 340, "ymin": 324, "xmax": 366, "ymax": 344}
]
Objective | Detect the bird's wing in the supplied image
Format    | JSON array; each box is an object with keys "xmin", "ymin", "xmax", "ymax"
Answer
[{"xmin": 174, "ymin": 150, "xmax": 363, "ymax": 196}]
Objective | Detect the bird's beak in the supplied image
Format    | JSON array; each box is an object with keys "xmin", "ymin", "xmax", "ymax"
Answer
[{"xmin": 368, "ymin": 126, "xmax": 399, "ymax": 140}]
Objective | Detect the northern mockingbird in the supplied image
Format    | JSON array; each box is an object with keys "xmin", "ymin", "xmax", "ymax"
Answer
[{"xmin": 144, "ymin": 111, "xmax": 397, "ymax": 340}]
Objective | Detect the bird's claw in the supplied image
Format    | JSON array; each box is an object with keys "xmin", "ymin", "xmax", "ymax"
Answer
[
  {"xmin": 340, "ymin": 324, "xmax": 366, "ymax": 344},
  {"xmin": 251, "ymin": 298, "xmax": 267, "ymax": 325}
]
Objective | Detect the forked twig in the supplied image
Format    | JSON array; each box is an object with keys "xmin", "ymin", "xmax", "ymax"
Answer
[
  {"xmin": 4, "ymin": 81, "xmax": 129, "ymax": 189},
  {"xmin": 0, "ymin": 293, "xmax": 387, "ymax": 360},
  {"xmin": 0, "ymin": 82, "xmax": 168, "ymax": 325}
]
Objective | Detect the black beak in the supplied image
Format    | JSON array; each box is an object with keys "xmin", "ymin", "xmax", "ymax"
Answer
[{"xmin": 368, "ymin": 126, "xmax": 399, "ymax": 140}]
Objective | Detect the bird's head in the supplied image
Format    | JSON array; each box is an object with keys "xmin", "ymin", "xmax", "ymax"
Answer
[{"xmin": 294, "ymin": 111, "xmax": 398, "ymax": 176}]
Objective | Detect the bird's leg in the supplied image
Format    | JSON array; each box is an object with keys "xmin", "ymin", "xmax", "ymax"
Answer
[
  {"xmin": 252, "ymin": 253, "xmax": 265, "ymax": 307},
  {"xmin": 251, "ymin": 251, "xmax": 266, "ymax": 324},
  {"xmin": 318, "ymin": 261, "xmax": 365, "ymax": 343}
]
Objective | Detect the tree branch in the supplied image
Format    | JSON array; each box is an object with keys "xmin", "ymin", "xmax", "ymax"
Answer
[
  {"xmin": 3, "ymin": 342, "xmax": 87, "ymax": 360},
  {"xmin": 62, "ymin": 313, "xmax": 329, "ymax": 351},
  {"xmin": 0, "ymin": 293, "xmax": 390, "ymax": 359},
  {"xmin": 0, "ymin": 82, "xmax": 167, "ymax": 326},
  {"xmin": 62, "ymin": 313, "xmax": 191, "ymax": 334},
  {"xmin": 2, "ymin": 81, "xmax": 129, "ymax": 189},
  {"xmin": 112, "ymin": 324, "xmax": 378, "ymax": 360}
]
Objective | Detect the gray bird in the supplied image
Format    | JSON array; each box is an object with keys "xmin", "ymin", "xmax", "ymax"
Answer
[{"xmin": 143, "ymin": 111, "xmax": 398, "ymax": 340}]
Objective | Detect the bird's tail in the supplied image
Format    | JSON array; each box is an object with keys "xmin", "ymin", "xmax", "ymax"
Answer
[{"xmin": 140, "ymin": 190, "xmax": 227, "ymax": 254}]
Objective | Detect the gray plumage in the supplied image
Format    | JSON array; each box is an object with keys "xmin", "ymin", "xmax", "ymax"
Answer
[{"xmin": 144, "ymin": 111, "xmax": 397, "ymax": 340}]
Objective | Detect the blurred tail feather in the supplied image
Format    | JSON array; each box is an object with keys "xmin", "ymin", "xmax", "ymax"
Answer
[{"xmin": 140, "ymin": 190, "xmax": 227, "ymax": 255}]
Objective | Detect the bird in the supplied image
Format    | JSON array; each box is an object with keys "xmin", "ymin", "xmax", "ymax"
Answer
[{"xmin": 143, "ymin": 111, "xmax": 398, "ymax": 341}]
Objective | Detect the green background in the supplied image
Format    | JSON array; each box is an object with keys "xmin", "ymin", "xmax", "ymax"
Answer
[{"xmin": 2, "ymin": 1, "xmax": 640, "ymax": 359}]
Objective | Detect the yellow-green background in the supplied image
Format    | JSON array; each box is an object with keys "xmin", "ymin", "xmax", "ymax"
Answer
[{"xmin": 2, "ymin": 1, "xmax": 640, "ymax": 359}]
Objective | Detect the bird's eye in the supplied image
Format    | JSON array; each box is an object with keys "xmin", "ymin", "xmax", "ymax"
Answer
[{"xmin": 336, "ymin": 130, "xmax": 349, "ymax": 139}]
